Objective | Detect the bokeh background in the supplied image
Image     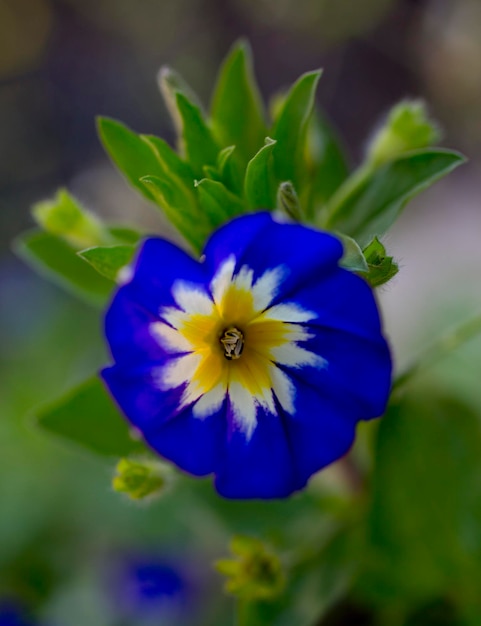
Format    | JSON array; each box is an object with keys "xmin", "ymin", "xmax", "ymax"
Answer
[{"xmin": 1, "ymin": 0, "xmax": 481, "ymax": 624}]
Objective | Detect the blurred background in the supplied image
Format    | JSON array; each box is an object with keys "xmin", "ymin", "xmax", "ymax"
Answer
[{"xmin": 1, "ymin": 0, "xmax": 481, "ymax": 624}]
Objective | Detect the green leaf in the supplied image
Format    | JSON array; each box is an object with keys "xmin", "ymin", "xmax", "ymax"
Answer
[
  {"xmin": 158, "ymin": 65, "xmax": 205, "ymax": 138},
  {"xmin": 35, "ymin": 376, "xmax": 146, "ymax": 457},
  {"xmin": 108, "ymin": 225, "xmax": 141, "ymax": 244},
  {"xmin": 32, "ymin": 189, "xmax": 111, "ymax": 249},
  {"xmin": 141, "ymin": 175, "xmax": 209, "ymax": 252},
  {"xmin": 244, "ymin": 138, "xmax": 277, "ymax": 210},
  {"xmin": 338, "ymin": 233, "xmax": 369, "ymax": 273},
  {"xmin": 195, "ymin": 178, "xmax": 245, "ymax": 229},
  {"xmin": 326, "ymin": 149, "xmax": 466, "ymax": 247},
  {"xmin": 78, "ymin": 245, "xmax": 136, "ymax": 281},
  {"xmin": 14, "ymin": 229, "xmax": 113, "ymax": 306},
  {"xmin": 359, "ymin": 388, "xmax": 481, "ymax": 609},
  {"xmin": 271, "ymin": 70, "xmax": 322, "ymax": 187},
  {"xmin": 141, "ymin": 134, "xmax": 194, "ymax": 184},
  {"xmin": 217, "ymin": 145, "xmax": 244, "ymax": 195},
  {"xmin": 363, "ymin": 237, "xmax": 399, "ymax": 287},
  {"xmin": 97, "ymin": 117, "xmax": 165, "ymax": 202},
  {"xmin": 210, "ymin": 41, "xmax": 266, "ymax": 166},
  {"xmin": 303, "ymin": 110, "xmax": 349, "ymax": 216},
  {"xmin": 175, "ymin": 91, "xmax": 219, "ymax": 177}
]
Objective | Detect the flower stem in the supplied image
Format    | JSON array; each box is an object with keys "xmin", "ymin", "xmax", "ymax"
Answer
[
  {"xmin": 237, "ymin": 598, "xmax": 254, "ymax": 626},
  {"xmin": 393, "ymin": 312, "xmax": 481, "ymax": 395}
]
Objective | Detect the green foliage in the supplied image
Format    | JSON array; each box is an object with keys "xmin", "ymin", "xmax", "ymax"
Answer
[
  {"xmin": 35, "ymin": 376, "xmax": 146, "ymax": 457},
  {"xmin": 277, "ymin": 181, "xmax": 303, "ymax": 221},
  {"xmin": 362, "ymin": 236, "xmax": 399, "ymax": 287},
  {"xmin": 325, "ymin": 149, "xmax": 465, "ymax": 247},
  {"xmin": 97, "ymin": 117, "xmax": 166, "ymax": 202},
  {"xmin": 244, "ymin": 138, "xmax": 277, "ymax": 209},
  {"xmin": 368, "ymin": 100, "xmax": 441, "ymax": 167},
  {"xmin": 15, "ymin": 229, "xmax": 114, "ymax": 306},
  {"xmin": 210, "ymin": 41, "xmax": 267, "ymax": 167},
  {"xmin": 33, "ymin": 189, "xmax": 111, "ymax": 249},
  {"xmin": 338, "ymin": 233, "xmax": 369, "ymax": 273},
  {"xmin": 358, "ymin": 387, "xmax": 481, "ymax": 618},
  {"xmin": 271, "ymin": 70, "xmax": 322, "ymax": 189},
  {"xmin": 12, "ymin": 40, "xmax": 477, "ymax": 626},
  {"xmin": 78, "ymin": 245, "xmax": 135, "ymax": 281}
]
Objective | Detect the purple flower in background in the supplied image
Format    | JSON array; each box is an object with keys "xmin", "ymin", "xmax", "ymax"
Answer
[
  {"xmin": 109, "ymin": 553, "xmax": 192, "ymax": 625},
  {"xmin": 102, "ymin": 212, "xmax": 392, "ymax": 499},
  {"xmin": 0, "ymin": 600, "xmax": 35, "ymax": 626}
]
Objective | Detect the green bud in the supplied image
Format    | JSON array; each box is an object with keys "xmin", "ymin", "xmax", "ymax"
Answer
[
  {"xmin": 367, "ymin": 100, "xmax": 441, "ymax": 167},
  {"xmin": 363, "ymin": 236, "xmax": 399, "ymax": 288},
  {"xmin": 215, "ymin": 536, "xmax": 286, "ymax": 601},
  {"xmin": 277, "ymin": 181, "xmax": 302, "ymax": 221},
  {"xmin": 112, "ymin": 457, "xmax": 171, "ymax": 501},
  {"xmin": 33, "ymin": 189, "xmax": 111, "ymax": 249}
]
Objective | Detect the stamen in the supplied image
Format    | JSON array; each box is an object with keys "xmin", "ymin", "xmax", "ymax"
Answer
[{"xmin": 220, "ymin": 327, "xmax": 244, "ymax": 360}]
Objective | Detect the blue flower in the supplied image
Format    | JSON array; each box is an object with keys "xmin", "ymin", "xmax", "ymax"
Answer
[
  {"xmin": 102, "ymin": 212, "xmax": 392, "ymax": 499},
  {"xmin": 108, "ymin": 553, "xmax": 191, "ymax": 625}
]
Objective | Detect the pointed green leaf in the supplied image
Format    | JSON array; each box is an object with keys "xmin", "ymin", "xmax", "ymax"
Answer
[
  {"xmin": 158, "ymin": 65, "xmax": 205, "ymax": 138},
  {"xmin": 338, "ymin": 233, "xmax": 369, "ymax": 273},
  {"xmin": 244, "ymin": 138, "xmax": 277, "ymax": 210},
  {"xmin": 195, "ymin": 178, "xmax": 245, "ymax": 230},
  {"xmin": 141, "ymin": 175, "xmax": 209, "ymax": 252},
  {"xmin": 210, "ymin": 41, "xmax": 266, "ymax": 165},
  {"xmin": 217, "ymin": 145, "xmax": 244, "ymax": 195},
  {"xmin": 97, "ymin": 117, "xmax": 165, "ymax": 202},
  {"xmin": 35, "ymin": 376, "xmax": 146, "ymax": 457},
  {"xmin": 14, "ymin": 229, "xmax": 113, "ymax": 306},
  {"xmin": 326, "ymin": 149, "xmax": 466, "ymax": 247},
  {"xmin": 78, "ymin": 245, "xmax": 136, "ymax": 281},
  {"xmin": 303, "ymin": 110, "xmax": 349, "ymax": 216},
  {"xmin": 141, "ymin": 134, "xmax": 194, "ymax": 183},
  {"xmin": 271, "ymin": 70, "xmax": 322, "ymax": 186},
  {"xmin": 175, "ymin": 92, "xmax": 219, "ymax": 177},
  {"xmin": 108, "ymin": 226, "xmax": 141, "ymax": 244},
  {"xmin": 363, "ymin": 237, "xmax": 399, "ymax": 287}
]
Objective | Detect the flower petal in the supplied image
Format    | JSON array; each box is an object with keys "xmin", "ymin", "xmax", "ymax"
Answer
[
  {"xmin": 294, "ymin": 327, "xmax": 392, "ymax": 418},
  {"xmin": 101, "ymin": 364, "xmax": 186, "ymax": 434},
  {"xmin": 105, "ymin": 286, "xmax": 169, "ymax": 366},
  {"xmin": 275, "ymin": 378, "xmax": 358, "ymax": 486},
  {"xmin": 214, "ymin": 404, "xmax": 297, "ymax": 499},
  {"xmin": 286, "ymin": 267, "xmax": 385, "ymax": 342},
  {"xmin": 203, "ymin": 212, "xmax": 343, "ymax": 305},
  {"xmin": 102, "ymin": 364, "xmax": 226, "ymax": 476},
  {"xmin": 129, "ymin": 238, "xmax": 207, "ymax": 315}
]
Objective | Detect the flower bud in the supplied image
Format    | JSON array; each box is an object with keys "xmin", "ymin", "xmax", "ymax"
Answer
[
  {"xmin": 277, "ymin": 181, "xmax": 302, "ymax": 221},
  {"xmin": 367, "ymin": 100, "xmax": 440, "ymax": 167},
  {"xmin": 33, "ymin": 189, "xmax": 111, "ymax": 249},
  {"xmin": 112, "ymin": 457, "xmax": 171, "ymax": 501},
  {"xmin": 215, "ymin": 536, "xmax": 286, "ymax": 600}
]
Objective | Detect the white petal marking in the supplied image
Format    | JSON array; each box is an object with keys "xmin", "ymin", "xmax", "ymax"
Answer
[
  {"xmin": 228, "ymin": 381, "xmax": 258, "ymax": 439},
  {"xmin": 150, "ymin": 321, "xmax": 193, "ymax": 353},
  {"xmin": 264, "ymin": 302, "xmax": 316, "ymax": 323},
  {"xmin": 211, "ymin": 256, "xmax": 236, "ymax": 305},
  {"xmin": 158, "ymin": 352, "xmax": 203, "ymax": 391},
  {"xmin": 270, "ymin": 344, "xmax": 326, "ymax": 369},
  {"xmin": 251, "ymin": 266, "xmax": 286, "ymax": 312},
  {"xmin": 172, "ymin": 282, "xmax": 214, "ymax": 315},
  {"xmin": 193, "ymin": 383, "xmax": 227, "ymax": 419}
]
